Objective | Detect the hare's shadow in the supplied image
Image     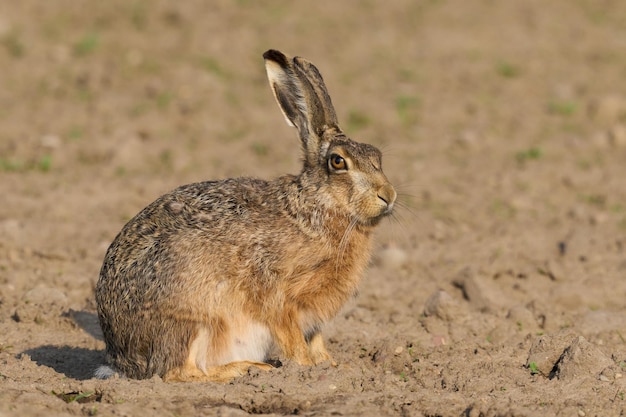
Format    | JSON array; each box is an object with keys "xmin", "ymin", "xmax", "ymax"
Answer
[{"xmin": 23, "ymin": 310, "xmax": 105, "ymax": 381}]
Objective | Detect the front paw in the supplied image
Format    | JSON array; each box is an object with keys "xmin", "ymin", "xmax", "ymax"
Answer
[
  {"xmin": 307, "ymin": 332, "xmax": 336, "ymax": 366},
  {"xmin": 309, "ymin": 348, "xmax": 335, "ymax": 366},
  {"xmin": 293, "ymin": 353, "xmax": 315, "ymax": 366}
]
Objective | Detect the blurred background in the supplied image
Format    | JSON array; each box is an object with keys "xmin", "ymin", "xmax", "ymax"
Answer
[
  {"xmin": 1, "ymin": 1, "xmax": 626, "ymax": 414},
  {"xmin": 2, "ymin": 0, "xmax": 625, "ymax": 246}
]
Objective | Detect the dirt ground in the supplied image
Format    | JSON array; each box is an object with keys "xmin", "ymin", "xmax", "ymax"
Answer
[{"xmin": 1, "ymin": 1, "xmax": 626, "ymax": 416}]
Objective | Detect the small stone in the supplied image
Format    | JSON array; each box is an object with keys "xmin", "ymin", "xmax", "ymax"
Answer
[
  {"xmin": 394, "ymin": 346, "xmax": 404, "ymax": 355},
  {"xmin": 599, "ymin": 366, "xmax": 620, "ymax": 381},
  {"xmin": 0, "ymin": 19, "xmax": 11, "ymax": 37},
  {"xmin": 487, "ymin": 324, "xmax": 515, "ymax": 344},
  {"xmin": 615, "ymin": 373, "xmax": 623, "ymax": 379},
  {"xmin": 0, "ymin": 219, "xmax": 22, "ymax": 242},
  {"xmin": 25, "ymin": 286, "xmax": 67, "ymax": 305},
  {"xmin": 590, "ymin": 131, "xmax": 610, "ymax": 148},
  {"xmin": 40, "ymin": 134, "xmax": 62, "ymax": 149},
  {"xmin": 609, "ymin": 124, "xmax": 626, "ymax": 147},
  {"xmin": 423, "ymin": 290, "xmax": 467, "ymax": 322},
  {"xmin": 432, "ymin": 335, "xmax": 447, "ymax": 346},
  {"xmin": 507, "ymin": 305, "xmax": 538, "ymax": 331},
  {"xmin": 328, "ymin": 384, "xmax": 337, "ymax": 390},
  {"xmin": 588, "ymin": 95, "xmax": 626, "ymax": 124},
  {"xmin": 51, "ymin": 45, "xmax": 71, "ymax": 63},
  {"xmin": 452, "ymin": 268, "xmax": 494, "ymax": 312},
  {"xmin": 578, "ymin": 410, "xmax": 586, "ymax": 417},
  {"xmin": 126, "ymin": 49, "xmax": 144, "ymax": 67},
  {"xmin": 589, "ymin": 212, "xmax": 609, "ymax": 225},
  {"xmin": 455, "ymin": 130, "xmax": 478, "ymax": 148},
  {"xmin": 430, "ymin": 220, "xmax": 448, "ymax": 241}
]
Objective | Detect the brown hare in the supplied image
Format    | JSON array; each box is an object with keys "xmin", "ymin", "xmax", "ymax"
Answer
[{"xmin": 95, "ymin": 49, "xmax": 396, "ymax": 382}]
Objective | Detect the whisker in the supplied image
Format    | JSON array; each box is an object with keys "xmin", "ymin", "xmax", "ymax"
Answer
[
  {"xmin": 394, "ymin": 200, "xmax": 419, "ymax": 219},
  {"xmin": 392, "ymin": 190, "xmax": 421, "ymax": 218},
  {"xmin": 379, "ymin": 144, "xmax": 407, "ymax": 157},
  {"xmin": 394, "ymin": 183, "xmax": 418, "ymax": 191},
  {"xmin": 381, "ymin": 213, "xmax": 413, "ymax": 248},
  {"xmin": 378, "ymin": 144, "xmax": 397, "ymax": 155},
  {"xmin": 388, "ymin": 215, "xmax": 404, "ymax": 229},
  {"xmin": 335, "ymin": 217, "xmax": 358, "ymax": 275},
  {"xmin": 393, "ymin": 186, "xmax": 422, "ymax": 199}
]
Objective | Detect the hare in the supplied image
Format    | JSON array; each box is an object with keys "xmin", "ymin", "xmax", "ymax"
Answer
[{"xmin": 95, "ymin": 49, "xmax": 396, "ymax": 382}]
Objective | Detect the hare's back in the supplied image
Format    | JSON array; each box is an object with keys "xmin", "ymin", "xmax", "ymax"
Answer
[{"xmin": 99, "ymin": 178, "xmax": 276, "ymax": 285}]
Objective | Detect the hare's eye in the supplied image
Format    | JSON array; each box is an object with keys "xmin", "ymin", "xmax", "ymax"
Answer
[{"xmin": 329, "ymin": 154, "xmax": 347, "ymax": 171}]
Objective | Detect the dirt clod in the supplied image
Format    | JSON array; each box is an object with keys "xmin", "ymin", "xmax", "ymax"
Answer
[
  {"xmin": 423, "ymin": 289, "xmax": 467, "ymax": 322},
  {"xmin": 13, "ymin": 286, "xmax": 68, "ymax": 324},
  {"xmin": 554, "ymin": 336, "xmax": 614, "ymax": 381},
  {"xmin": 527, "ymin": 330, "xmax": 577, "ymax": 378}
]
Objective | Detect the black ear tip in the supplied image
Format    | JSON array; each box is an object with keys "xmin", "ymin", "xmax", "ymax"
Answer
[{"xmin": 263, "ymin": 49, "xmax": 289, "ymax": 67}]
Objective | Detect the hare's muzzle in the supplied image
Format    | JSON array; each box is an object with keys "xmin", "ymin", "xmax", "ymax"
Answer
[{"xmin": 377, "ymin": 183, "xmax": 397, "ymax": 215}]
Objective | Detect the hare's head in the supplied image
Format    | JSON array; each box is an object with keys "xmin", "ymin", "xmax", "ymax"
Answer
[{"xmin": 264, "ymin": 50, "xmax": 396, "ymax": 227}]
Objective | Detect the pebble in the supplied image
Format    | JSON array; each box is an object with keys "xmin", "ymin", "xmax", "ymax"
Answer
[
  {"xmin": 588, "ymin": 95, "xmax": 626, "ymax": 124},
  {"xmin": 423, "ymin": 289, "xmax": 467, "ymax": 322},
  {"xmin": 432, "ymin": 335, "xmax": 447, "ymax": 346},
  {"xmin": 40, "ymin": 134, "xmax": 62, "ymax": 149},
  {"xmin": 590, "ymin": 131, "xmax": 610, "ymax": 148},
  {"xmin": 0, "ymin": 19, "xmax": 11, "ymax": 37},
  {"xmin": 430, "ymin": 220, "xmax": 448, "ymax": 241},
  {"xmin": 0, "ymin": 219, "xmax": 23, "ymax": 242},
  {"xmin": 452, "ymin": 268, "xmax": 493, "ymax": 313},
  {"xmin": 126, "ymin": 49, "xmax": 144, "ymax": 67},
  {"xmin": 506, "ymin": 305, "xmax": 538, "ymax": 331},
  {"xmin": 609, "ymin": 124, "xmax": 626, "ymax": 147}
]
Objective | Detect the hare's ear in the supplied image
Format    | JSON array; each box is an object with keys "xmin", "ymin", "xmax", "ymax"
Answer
[{"xmin": 263, "ymin": 49, "xmax": 340, "ymax": 166}]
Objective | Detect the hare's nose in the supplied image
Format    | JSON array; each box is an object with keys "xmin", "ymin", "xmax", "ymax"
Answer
[{"xmin": 377, "ymin": 184, "xmax": 397, "ymax": 211}]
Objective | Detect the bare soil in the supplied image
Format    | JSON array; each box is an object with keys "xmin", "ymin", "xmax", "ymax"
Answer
[{"xmin": 1, "ymin": 1, "xmax": 625, "ymax": 416}]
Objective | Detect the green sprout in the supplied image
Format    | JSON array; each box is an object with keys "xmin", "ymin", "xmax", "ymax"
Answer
[
  {"xmin": 74, "ymin": 33, "xmax": 99, "ymax": 57},
  {"xmin": 515, "ymin": 147, "xmax": 542, "ymax": 163}
]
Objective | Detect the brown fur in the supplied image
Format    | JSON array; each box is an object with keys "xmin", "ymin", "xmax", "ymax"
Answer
[{"xmin": 95, "ymin": 50, "xmax": 396, "ymax": 382}]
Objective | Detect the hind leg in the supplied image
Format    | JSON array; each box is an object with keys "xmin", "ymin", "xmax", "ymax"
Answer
[
  {"xmin": 163, "ymin": 321, "xmax": 274, "ymax": 382},
  {"xmin": 163, "ymin": 361, "xmax": 273, "ymax": 383}
]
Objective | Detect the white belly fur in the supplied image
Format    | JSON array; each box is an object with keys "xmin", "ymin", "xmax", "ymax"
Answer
[
  {"xmin": 190, "ymin": 319, "xmax": 273, "ymax": 372},
  {"xmin": 224, "ymin": 320, "xmax": 273, "ymax": 363}
]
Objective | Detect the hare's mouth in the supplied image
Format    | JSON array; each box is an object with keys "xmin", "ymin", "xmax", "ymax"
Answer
[
  {"xmin": 376, "ymin": 184, "xmax": 396, "ymax": 217},
  {"xmin": 381, "ymin": 200, "xmax": 395, "ymax": 216},
  {"xmin": 376, "ymin": 193, "xmax": 395, "ymax": 217},
  {"xmin": 359, "ymin": 205, "xmax": 394, "ymax": 227},
  {"xmin": 379, "ymin": 205, "xmax": 395, "ymax": 220}
]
